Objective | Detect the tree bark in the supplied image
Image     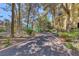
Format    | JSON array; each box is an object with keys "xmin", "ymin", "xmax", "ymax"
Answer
[
  {"xmin": 18, "ymin": 3, "xmax": 21, "ymax": 34},
  {"xmin": 11, "ymin": 3, "xmax": 15, "ymax": 37},
  {"xmin": 27, "ymin": 4, "xmax": 31, "ymax": 28}
]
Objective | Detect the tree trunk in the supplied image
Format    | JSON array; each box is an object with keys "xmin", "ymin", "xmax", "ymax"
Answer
[
  {"xmin": 62, "ymin": 3, "xmax": 72, "ymax": 32},
  {"xmin": 11, "ymin": 3, "xmax": 15, "ymax": 37},
  {"xmin": 18, "ymin": 3, "xmax": 21, "ymax": 34},
  {"xmin": 27, "ymin": 4, "xmax": 31, "ymax": 28}
]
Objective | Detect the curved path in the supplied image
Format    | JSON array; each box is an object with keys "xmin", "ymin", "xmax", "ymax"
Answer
[{"xmin": 0, "ymin": 33, "xmax": 78, "ymax": 56}]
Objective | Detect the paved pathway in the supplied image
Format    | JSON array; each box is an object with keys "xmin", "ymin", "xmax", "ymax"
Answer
[{"xmin": 0, "ymin": 33, "xmax": 78, "ymax": 56}]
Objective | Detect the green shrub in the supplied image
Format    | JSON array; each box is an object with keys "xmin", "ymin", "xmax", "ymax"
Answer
[{"xmin": 25, "ymin": 28, "xmax": 33, "ymax": 35}]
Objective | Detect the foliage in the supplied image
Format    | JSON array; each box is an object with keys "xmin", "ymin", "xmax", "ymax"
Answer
[
  {"xmin": 58, "ymin": 30, "xmax": 79, "ymax": 42},
  {"xmin": 24, "ymin": 28, "xmax": 33, "ymax": 35},
  {"xmin": 34, "ymin": 23, "xmax": 43, "ymax": 32},
  {"xmin": 65, "ymin": 42, "xmax": 74, "ymax": 49},
  {"xmin": 0, "ymin": 28, "xmax": 6, "ymax": 32}
]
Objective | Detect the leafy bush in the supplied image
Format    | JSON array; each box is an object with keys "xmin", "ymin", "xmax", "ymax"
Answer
[{"xmin": 25, "ymin": 28, "xmax": 33, "ymax": 35}]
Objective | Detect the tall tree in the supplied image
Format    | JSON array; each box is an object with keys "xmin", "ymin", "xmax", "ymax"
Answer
[
  {"xmin": 18, "ymin": 3, "xmax": 21, "ymax": 34},
  {"xmin": 11, "ymin": 3, "xmax": 15, "ymax": 37},
  {"xmin": 61, "ymin": 3, "xmax": 72, "ymax": 31},
  {"xmin": 27, "ymin": 4, "xmax": 31, "ymax": 28}
]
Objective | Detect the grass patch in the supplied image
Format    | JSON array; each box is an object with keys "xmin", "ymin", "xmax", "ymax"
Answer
[
  {"xmin": 58, "ymin": 30, "xmax": 79, "ymax": 42},
  {"xmin": 65, "ymin": 42, "xmax": 74, "ymax": 49},
  {"xmin": 0, "ymin": 28, "xmax": 6, "ymax": 32}
]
